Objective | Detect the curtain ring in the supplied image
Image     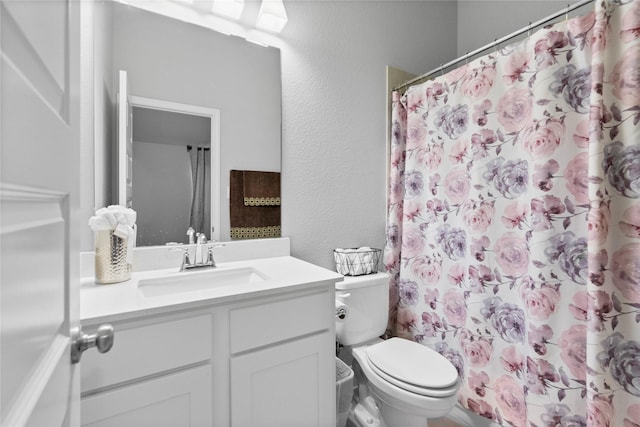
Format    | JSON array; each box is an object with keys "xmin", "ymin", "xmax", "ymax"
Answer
[
  {"xmin": 494, "ymin": 38, "xmax": 498, "ymax": 55},
  {"xmin": 465, "ymin": 53, "xmax": 469, "ymax": 65},
  {"xmin": 440, "ymin": 64, "xmax": 444, "ymax": 77},
  {"xmin": 527, "ymin": 22, "xmax": 532, "ymax": 40},
  {"xmin": 565, "ymin": 4, "xmax": 570, "ymax": 24}
]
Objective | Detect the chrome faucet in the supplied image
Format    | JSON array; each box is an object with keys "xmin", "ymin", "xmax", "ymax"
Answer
[
  {"xmin": 173, "ymin": 232, "xmax": 216, "ymax": 272},
  {"xmin": 195, "ymin": 233, "xmax": 206, "ymax": 264}
]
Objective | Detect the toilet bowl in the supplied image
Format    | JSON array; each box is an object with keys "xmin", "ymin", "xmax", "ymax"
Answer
[
  {"xmin": 335, "ymin": 273, "xmax": 460, "ymax": 427},
  {"xmin": 350, "ymin": 338, "xmax": 459, "ymax": 427}
]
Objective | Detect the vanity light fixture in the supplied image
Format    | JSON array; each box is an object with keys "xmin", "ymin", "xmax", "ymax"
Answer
[
  {"xmin": 256, "ymin": 0, "xmax": 288, "ymax": 33},
  {"xmin": 212, "ymin": 0, "xmax": 245, "ymax": 20}
]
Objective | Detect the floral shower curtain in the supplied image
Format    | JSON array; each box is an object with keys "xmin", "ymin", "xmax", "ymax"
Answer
[{"xmin": 385, "ymin": 1, "xmax": 640, "ymax": 426}]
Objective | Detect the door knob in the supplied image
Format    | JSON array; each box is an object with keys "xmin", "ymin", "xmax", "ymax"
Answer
[{"xmin": 70, "ymin": 324, "xmax": 114, "ymax": 364}]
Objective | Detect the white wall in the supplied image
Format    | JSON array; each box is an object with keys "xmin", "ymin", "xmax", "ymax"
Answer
[
  {"xmin": 84, "ymin": 1, "xmax": 114, "ymax": 251},
  {"xmin": 279, "ymin": 1, "xmax": 458, "ymax": 269},
  {"xmin": 457, "ymin": 1, "xmax": 585, "ymax": 56}
]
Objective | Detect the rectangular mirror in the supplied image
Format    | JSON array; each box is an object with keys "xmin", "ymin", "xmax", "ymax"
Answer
[{"xmin": 93, "ymin": 0, "xmax": 282, "ymax": 246}]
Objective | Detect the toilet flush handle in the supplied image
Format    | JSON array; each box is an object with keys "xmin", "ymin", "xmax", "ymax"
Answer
[
  {"xmin": 335, "ymin": 296, "xmax": 349, "ymax": 320},
  {"xmin": 336, "ymin": 292, "xmax": 350, "ymax": 320},
  {"xmin": 336, "ymin": 305, "xmax": 349, "ymax": 320}
]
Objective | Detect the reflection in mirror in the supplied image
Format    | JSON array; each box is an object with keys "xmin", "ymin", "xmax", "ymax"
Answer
[
  {"xmin": 93, "ymin": 1, "xmax": 282, "ymax": 246},
  {"xmin": 130, "ymin": 98, "xmax": 219, "ymax": 246}
]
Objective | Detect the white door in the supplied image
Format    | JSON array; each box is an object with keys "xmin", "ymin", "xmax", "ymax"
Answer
[
  {"xmin": 117, "ymin": 69, "xmax": 133, "ymax": 208},
  {"xmin": 1, "ymin": 1, "xmax": 81, "ymax": 426}
]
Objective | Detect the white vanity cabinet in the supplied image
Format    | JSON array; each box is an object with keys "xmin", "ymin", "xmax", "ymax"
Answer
[
  {"xmin": 80, "ymin": 313, "xmax": 214, "ymax": 427},
  {"xmin": 228, "ymin": 291, "xmax": 335, "ymax": 426},
  {"xmin": 80, "ymin": 284, "xmax": 336, "ymax": 427}
]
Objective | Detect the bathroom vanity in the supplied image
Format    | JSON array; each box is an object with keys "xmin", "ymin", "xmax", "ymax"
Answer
[{"xmin": 79, "ymin": 238, "xmax": 341, "ymax": 426}]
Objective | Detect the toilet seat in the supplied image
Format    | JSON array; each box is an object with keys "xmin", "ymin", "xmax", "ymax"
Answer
[
  {"xmin": 365, "ymin": 338, "xmax": 458, "ymax": 398},
  {"xmin": 351, "ymin": 344, "xmax": 460, "ymax": 420}
]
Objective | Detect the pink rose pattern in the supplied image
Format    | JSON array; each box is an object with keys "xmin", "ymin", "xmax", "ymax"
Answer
[{"xmin": 385, "ymin": 2, "xmax": 640, "ymax": 426}]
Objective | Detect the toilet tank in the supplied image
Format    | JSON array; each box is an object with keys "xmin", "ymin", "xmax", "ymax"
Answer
[{"xmin": 335, "ymin": 272, "xmax": 390, "ymax": 346}]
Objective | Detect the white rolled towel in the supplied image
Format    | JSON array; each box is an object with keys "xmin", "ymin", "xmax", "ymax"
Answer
[
  {"xmin": 89, "ymin": 205, "xmax": 137, "ymax": 263},
  {"xmin": 91, "ymin": 205, "xmax": 136, "ymax": 228}
]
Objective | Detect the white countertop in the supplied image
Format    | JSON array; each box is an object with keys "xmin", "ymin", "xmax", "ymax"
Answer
[{"xmin": 81, "ymin": 255, "xmax": 344, "ymax": 324}]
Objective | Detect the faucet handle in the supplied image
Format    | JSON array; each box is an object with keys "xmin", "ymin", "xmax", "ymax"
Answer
[
  {"xmin": 180, "ymin": 250, "xmax": 191, "ymax": 271},
  {"xmin": 196, "ymin": 233, "xmax": 207, "ymax": 244},
  {"xmin": 207, "ymin": 247, "xmax": 216, "ymax": 268},
  {"xmin": 170, "ymin": 246, "xmax": 191, "ymax": 271}
]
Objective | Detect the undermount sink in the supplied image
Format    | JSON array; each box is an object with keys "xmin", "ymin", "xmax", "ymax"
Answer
[{"xmin": 138, "ymin": 266, "xmax": 268, "ymax": 297}]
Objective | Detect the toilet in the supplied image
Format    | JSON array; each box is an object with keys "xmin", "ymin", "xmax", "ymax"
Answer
[{"xmin": 335, "ymin": 272, "xmax": 460, "ymax": 427}]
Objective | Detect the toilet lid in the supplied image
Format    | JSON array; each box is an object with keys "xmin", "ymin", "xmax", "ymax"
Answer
[{"xmin": 366, "ymin": 338, "xmax": 458, "ymax": 391}]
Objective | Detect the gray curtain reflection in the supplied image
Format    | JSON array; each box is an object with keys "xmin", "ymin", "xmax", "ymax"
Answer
[{"xmin": 188, "ymin": 146, "xmax": 211, "ymax": 237}]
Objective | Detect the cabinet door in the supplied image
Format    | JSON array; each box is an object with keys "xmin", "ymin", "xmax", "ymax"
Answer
[
  {"xmin": 231, "ymin": 332, "xmax": 335, "ymax": 427},
  {"xmin": 81, "ymin": 365, "xmax": 212, "ymax": 427}
]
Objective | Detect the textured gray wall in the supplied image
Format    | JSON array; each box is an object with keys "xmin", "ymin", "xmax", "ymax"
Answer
[
  {"xmin": 280, "ymin": 1, "xmax": 459, "ymax": 269},
  {"xmin": 457, "ymin": 1, "xmax": 580, "ymax": 57}
]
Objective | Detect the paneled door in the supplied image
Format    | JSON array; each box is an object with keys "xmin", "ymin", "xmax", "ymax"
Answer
[{"xmin": 1, "ymin": 1, "xmax": 81, "ymax": 426}]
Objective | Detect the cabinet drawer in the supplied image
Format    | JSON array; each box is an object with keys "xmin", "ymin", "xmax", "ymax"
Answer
[
  {"xmin": 82, "ymin": 314, "xmax": 212, "ymax": 393},
  {"xmin": 230, "ymin": 291, "xmax": 332, "ymax": 354},
  {"xmin": 81, "ymin": 365, "xmax": 212, "ymax": 427}
]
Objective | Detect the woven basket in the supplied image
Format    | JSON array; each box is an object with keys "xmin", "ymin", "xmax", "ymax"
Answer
[{"xmin": 333, "ymin": 248, "xmax": 381, "ymax": 276}]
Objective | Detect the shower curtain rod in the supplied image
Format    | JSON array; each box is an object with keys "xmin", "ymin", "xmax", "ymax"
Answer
[{"xmin": 394, "ymin": 0, "xmax": 594, "ymax": 92}]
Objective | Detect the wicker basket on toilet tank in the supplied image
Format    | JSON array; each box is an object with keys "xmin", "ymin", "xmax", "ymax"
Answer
[{"xmin": 333, "ymin": 247, "xmax": 381, "ymax": 276}]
